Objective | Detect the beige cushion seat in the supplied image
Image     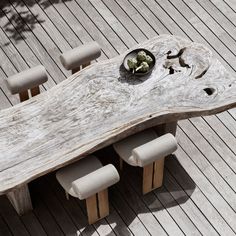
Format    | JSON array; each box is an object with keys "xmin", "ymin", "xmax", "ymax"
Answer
[
  {"xmin": 6, "ymin": 65, "xmax": 48, "ymax": 102},
  {"xmin": 56, "ymin": 155, "xmax": 119, "ymax": 200},
  {"xmin": 113, "ymin": 129, "xmax": 158, "ymax": 166},
  {"xmin": 113, "ymin": 129, "xmax": 178, "ymax": 194},
  {"xmin": 60, "ymin": 41, "xmax": 101, "ymax": 74},
  {"xmin": 56, "ymin": 155, "xmax": 119, "ymax": 224}
]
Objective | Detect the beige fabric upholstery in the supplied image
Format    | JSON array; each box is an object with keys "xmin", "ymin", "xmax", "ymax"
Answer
[
  {"xmin": 132, "ymin": 133, "xmax": 178, "ymax": 167},
  {"xmin": 56, "ymin": 155, "xmax": 119, "ymax": 200},
  {"xmin": 6, "ymin": 65, "xmax": 48, "ymax": 94},
  {"xmin": 113, "ymin": 129, "xmax": 158, "ymax": 166},
  {"xmin": 60, "ymin": 41, "xmax": 101, "ymax": 70},
  {"xmin": 113, "ymin": 129, "xmax": 177, "ymax": 167},
  {"xmin": 72, "ymin": 164, "xmax": 119, "ymax": 199}
]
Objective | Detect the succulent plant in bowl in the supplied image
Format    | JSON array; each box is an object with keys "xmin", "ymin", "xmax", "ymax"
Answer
[{"xmin": 123, "ymin": 49, "xmax": 155, "ymax": 76}]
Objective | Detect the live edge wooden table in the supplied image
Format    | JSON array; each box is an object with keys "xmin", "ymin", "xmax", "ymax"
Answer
[{"xmin": 0, "ymin": 35, "xmax": 236, "ymax": 215}]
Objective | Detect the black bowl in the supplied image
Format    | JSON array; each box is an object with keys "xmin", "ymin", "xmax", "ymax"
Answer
[{"xmin": 123, "ymin": 48, "xmax": 156, "ymax": 76}]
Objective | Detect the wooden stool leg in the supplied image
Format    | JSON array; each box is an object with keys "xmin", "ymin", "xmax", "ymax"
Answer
[
  {"xmin": 86, "ymin": 189, "xmax": 109, "ymax": 224},
  {"xmin": 72, "ymin": 67, "xmax": 81, "ymax": 74},
  {"xmin": 142, "ymin": 158, "xmax": 165, "ymax": 194},
  {"xmin": 19, "ymin": 90, "xmax": 29, "ymax": 102},
  {"xmin": 97, "ymin": 189, "xmax": 109, "ymax": 219},
  {"xmin": 143, "ymin": 163, "xmax": 154, "ymax": 194},
  {"xmin": 86, "ymin": 194, "xmax": 98, "ymax": 224},
  {"xmin": 153, "ymin": 158, "xmax": 165, "ymax": 189},
  {"xmin": 82, "ymin": 62, "xmax": 91, "ymax": 69},
  {"xmin": 7, "ymin": 184, "xmax": 33, "ymax": 215},
  {"xmin": 30, "ymin": 86, "xmax": 40, "ymax": 97}
]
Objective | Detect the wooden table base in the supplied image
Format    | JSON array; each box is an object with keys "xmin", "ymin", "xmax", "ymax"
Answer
[
  {"xmin": 154, "ymin": 121, "xmax": 178, "ymax": 137},
  {"xmin": 7, "ymin": 184, "xmax": 32, "ymax": 215}
]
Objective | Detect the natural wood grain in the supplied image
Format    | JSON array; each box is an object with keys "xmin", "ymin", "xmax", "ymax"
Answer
[
  {"xmin": 0, "ymin": 216, "xmax": 12, "ymax": 236},
  {"xmin": 154, "ymin": 121, "xmax": 178, "ymax": 136},
  {"xmin": 0, "ymin": 35, "xmax": 236, "ymax": 196},
  {"xmin": 86, "ymin": 190, "xmax": 109, "ymax": 224},
  {"xmin": 30, "ymin": 86, "xmax": 40, "ymax": 97},
  {"xmin": 110, "ymin": 185, "xmax": 151, "ymax": 235},
  {"xmin": 172, "ymin": 137, "xmax": 236, "ymax": 233},
  {"xmin": 0, "ymin": 196, "xmax": 31, "ymax": 236},
  {"xmin": 86, "ymin": 194, "xmax": 98, "ymax": 225},
  {"xmin": 6, "ymin": 185, "xmax": 32, "ymax": 215},
  {"xmin": 72, "ymin": 67, "xmax": 80, "ymax": 75},
  {"xmin": 19, "ymin": 91, "xmax": 29, "ymax": 102},
  {"xmin": 82, "ymin": 62, "xmax": 91, "ymax": 69},
  {"xmin": 0, "ymin": 0, "xmax": 236, "ymax": 234},
  {"xmin": 143, "ymin": 158, "xmax": 165, "ymax": 194},
  {"xmin": 21, "ymin": 211, "xmax": 47, "ymax": 236},
  {"xmin": 153, "ymin": 158, "xmax": 165, "ymax": 189},
  {"xmin": 97, "ymin": 189, "xmax": 109, "ymax": 219},
  {"xmin": 46, "ymin": 176, "xmax": 99, "ymax": 235},
  {"xmin": 142, "ymin": 163, "xmax": 153, "ymax": 194}
]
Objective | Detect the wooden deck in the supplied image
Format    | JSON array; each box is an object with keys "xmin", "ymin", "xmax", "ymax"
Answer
[{"xmin": 0, "ymin": 0, "xmax": 235, "ymax": 235}]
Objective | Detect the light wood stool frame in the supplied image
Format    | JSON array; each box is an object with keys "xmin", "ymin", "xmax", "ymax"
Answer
[
  {"xmin": 72, "ymin": 62, "xmax": 91, "ymax": 74},
  {"xmin": 19, "ymin": 86, "xmax": 40, "ymax": 102},
  {"xmin": 119, "ymin": 157, "xmax": 165, "ymax": 195},
  {"xmin": 142, "ymin": 158, "xmax": 165, "ymax": 194},
  {"xmin": 85, "ymin": 189, "xmax": 109, "ymax": 224}
]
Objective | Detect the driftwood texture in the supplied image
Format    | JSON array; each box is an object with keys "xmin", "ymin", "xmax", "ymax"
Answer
[{"xmin": 0, "ymin": 35, "xmax": 236, "ymax": 194}]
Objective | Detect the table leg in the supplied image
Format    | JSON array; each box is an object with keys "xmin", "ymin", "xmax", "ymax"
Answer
[
  {"xmin": 72, "ymin": 67, "xmax": 81, "ymax": 74},
  {"xmin": 7, "ymin": 184, "xmax": 33, "ymax": 215},
  {"xmin": 154, "ymin": 121, "xmax": 178, "ymax": 136}
]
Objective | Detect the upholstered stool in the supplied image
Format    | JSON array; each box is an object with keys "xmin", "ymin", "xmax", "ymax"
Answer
[
  {"xmin": 113, "ymin": 129, "xmax": 177, "ymax": 194},
  {"xmin": 60, "ymin": 41, "xmax": 101, "ymax": 74},
  {"xmin": 56, "ymin": 155, "xmax": 119, "ymax": 224},
  {"xmin": 6, "ymin": 65, "xmax": 48, "ymax": 102}
]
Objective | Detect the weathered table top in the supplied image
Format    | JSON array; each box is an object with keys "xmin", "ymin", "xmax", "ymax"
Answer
[{"xmin": 1, "ymin": 35, "xmax": 236, "ymax": 194}]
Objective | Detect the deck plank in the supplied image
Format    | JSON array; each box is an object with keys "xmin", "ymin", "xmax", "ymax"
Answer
[
  {"xmin": 101, "ymin": 0, "xmax": 147, "ymax": 43},
  {"xmin": 63, "ymin": 0, "xmax": 121, "ymax": 58},
  {"xmin": 0, "ymin": 216, "xmax": 13, "ymax": 236},
  {"xmin": 21, "ymin": 212, "xmax": 47, "ymax": 236},
  {"xmin": 114, "ymin": 0, "xmax": 157, "ymax": 39},
  {"xmin": 24, "ymin": 0, "xmax": 72, "ymax": 52},
  {"xmin": 115, "ymin": 178, "xmax": 168, "ymax": 235},
  {"xmin": 129, "ymin": 0, "xmax": 177, "ymax": 36},
  {"xmin": 76, "ymin": 0, "xmax": 129, "ymax": 53},
  {"xmin": 158, "ymin": 0, "xmax": 236, "ymax": 74},
  {"xmin": 123, "ymin": 163, "xmax": 201, "ymax": 236},
  {"xmin": 179, "ymin": 119, "xmax": 236, "ymax": 190},
  {"xmin": 190, "ymin": 117, "xmax": 236, "ymax": 173},
  {"xmin": 164, "ymin": 170, "xmax": 219, "ymax": 236},
  {"xmin": 217, "ymin": 111, "xmax": 236, "ymax": 137},
  {"xmin": 0, "ymin": 196, "xmax": 30, "ymax": 236},
  {"xmin": 197, "ymin": 0, "xmax": 236, "ymax": 40},
  {"xmin": 0, "ymin": 87, "xmax": 12, "ymax": 109},
  {"xmin": 8, "ymin": 0, "xmax": 70, "ymax": 79},
  {"xmin": 2, "ymin": 1, "xmax": 66, "ymax": 84},
  {"xmin": 182, "ymin": 0, "xmax": 236, "ymax": 55},
  {"xmin": 166, "ymin": 153, "xmax": 236, "ymax": 236},
  {"xmin": 210, "ymin": 0, "xmax": 236, "ymax": 24}
]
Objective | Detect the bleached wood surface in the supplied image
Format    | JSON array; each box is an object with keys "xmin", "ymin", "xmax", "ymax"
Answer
[{"xmin": 0, "ymin": 34, "xmax": 235, "ymax": 194}]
